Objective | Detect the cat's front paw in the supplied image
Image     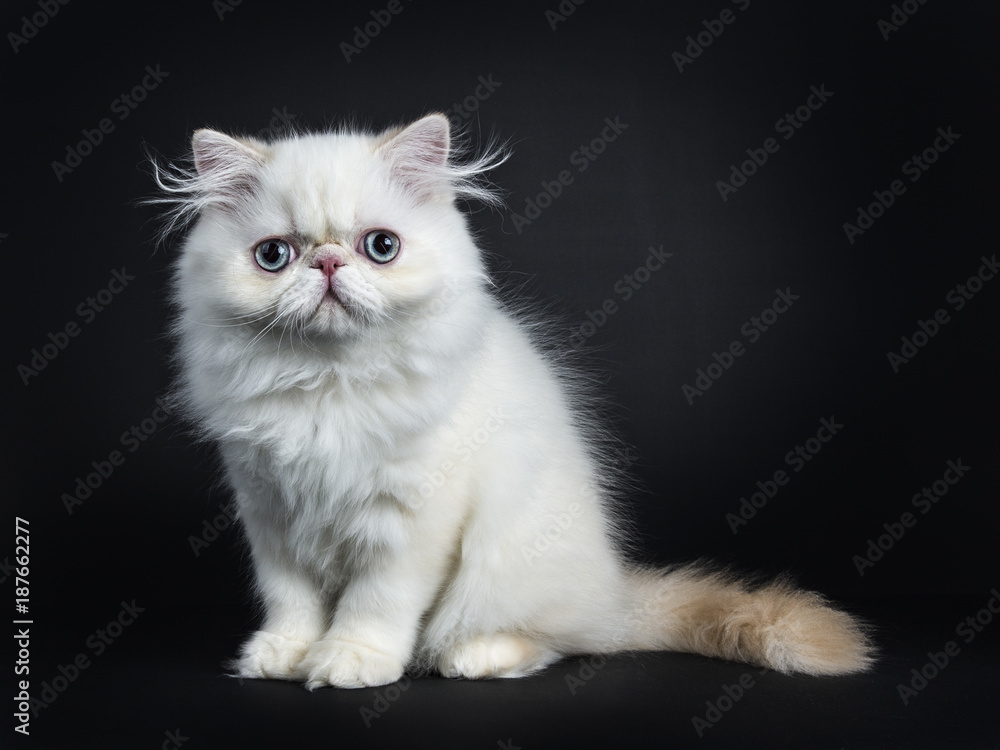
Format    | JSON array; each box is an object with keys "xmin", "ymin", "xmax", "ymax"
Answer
[
  {"xmin": 232, "ymin": 630, "xmax": 312, "ymax": 681},
  {"xmin": 300, "ymin": 639, "xmax": 404, "ymax": 689}
]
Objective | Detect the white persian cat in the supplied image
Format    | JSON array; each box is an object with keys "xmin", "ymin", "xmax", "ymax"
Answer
[{"xmin": 154, "ymin": 113, "xmax": 872, "ymax": 689}]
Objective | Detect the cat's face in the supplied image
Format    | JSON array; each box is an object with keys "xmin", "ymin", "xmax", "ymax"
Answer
[{"xmin": 176, "ymin": 115, "xmax": 483, "ymax": 342}]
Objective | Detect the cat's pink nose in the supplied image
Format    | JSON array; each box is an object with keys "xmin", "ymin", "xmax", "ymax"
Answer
[{"xmin": 310, "ymin": 251, "xmax": 345, "ymax": 279}]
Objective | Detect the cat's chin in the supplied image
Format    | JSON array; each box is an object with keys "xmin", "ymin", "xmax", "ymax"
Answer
[{"xmin": 303, "ymin": 293, "xmax": 355, "ymax": 338}]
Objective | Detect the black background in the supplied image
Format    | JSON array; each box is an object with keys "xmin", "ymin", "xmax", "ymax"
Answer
[{"xmin": 6, "ymin": 0, "xmax": 999, "ymax": 748}]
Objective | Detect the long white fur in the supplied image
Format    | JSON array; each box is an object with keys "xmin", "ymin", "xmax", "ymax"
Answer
[{"xmin": 159, "ymin": 114, "xmax": 872, "ymax": 688}]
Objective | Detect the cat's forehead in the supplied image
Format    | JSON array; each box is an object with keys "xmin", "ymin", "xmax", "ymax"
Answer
[{"xmin": 261, "ymin": 132, "xmax": 388, "ymax": 239}]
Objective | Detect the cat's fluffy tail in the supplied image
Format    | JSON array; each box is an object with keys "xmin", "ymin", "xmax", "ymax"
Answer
[{"xmin": 617, "ymin": 564, "xmax": 874, "ymax": 675}]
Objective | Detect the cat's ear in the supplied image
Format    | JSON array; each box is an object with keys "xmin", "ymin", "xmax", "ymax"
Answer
[
  {"xmin": 192, "ymin": 129, "xmax": 267, "ymax": 208},
  {"xmin": 377, "ymin": 113, "xmax": 452, "ymax": 201}
]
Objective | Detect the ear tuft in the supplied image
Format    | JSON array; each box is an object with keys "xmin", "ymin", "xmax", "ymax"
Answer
[
  {"xmin": 191, "ymin": 129, "xmax": 267, "ymax": 208},
  {"xmin": 378, "ymin": 114, "xmax": 452, "ymax": 201}
]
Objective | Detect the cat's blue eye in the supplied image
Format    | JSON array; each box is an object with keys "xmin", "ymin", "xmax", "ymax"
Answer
[
  {"xmin": 254, "ymin": 239, "xmax": 294, "ymax": 272},
  {"xmin": 361, "ymin": 230, "xmax": 400, "ymax": 264}
]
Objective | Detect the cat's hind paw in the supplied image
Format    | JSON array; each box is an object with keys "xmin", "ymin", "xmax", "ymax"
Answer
[
  {"xmin": 231, "ymin": 630, "xmax": 312, "ymax": 681},
  {"xmin": 300, "ymin": 639, "xmax": 404, "ymax": 689},
  {"xmin": 438, "ymin": 633, "xmax": 557, "ymax": 679}
]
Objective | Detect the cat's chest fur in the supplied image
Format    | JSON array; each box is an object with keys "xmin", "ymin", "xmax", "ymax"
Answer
[{"xmin": 215, "ymin": 347, "xmax": 471, "ymax": 575}]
